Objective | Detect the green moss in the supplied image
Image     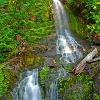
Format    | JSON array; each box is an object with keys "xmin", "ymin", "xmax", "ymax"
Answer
[
  {"xmin": 58, "ymin": 76, "xmax": 75, "ymax": 92},
  {"xmin": 39, "ymin": 66, "xmax": 49, "ymax": 81},
  {"xmin": 0, "ymin": 64, "xmax": 17, "ymax": 96},
  {"xmin": 67, "ymin": 8, "xmax": 86, "ymax": 39},
  {"xmin": 58, "ymin": 73, "xmax": 93, "ymax": 100}
]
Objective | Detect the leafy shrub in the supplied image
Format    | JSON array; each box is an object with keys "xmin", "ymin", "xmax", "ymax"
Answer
[
  {"xmin": 39, "ymin": 66, "xmax": 49, "ymax": 81},
  {"xmin": 0, "ymin": 0, "xmax": 54, "ymax": 62},
  {"xmin": 58, "ymin": 73, "xmax": 93, "ymax": 100},
  {"xmin": 0, "ymin": 12, "xmax": 17, "ymax": 62},
  {"xmin": 70, "ymin": 0, "xmax": 100, "ymax": 41}
]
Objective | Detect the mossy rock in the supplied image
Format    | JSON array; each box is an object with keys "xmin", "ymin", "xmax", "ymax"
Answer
[
  {"xmin": 65, "ymin": 6, "xmax": 86, "ymax": 39},
  {"xmin": 0, "ymin": 64, "xmax": 17, "ymax": 97},
  {"xmin": 58, "ymin": 73, "xmax": 93, "ymax": 100}
]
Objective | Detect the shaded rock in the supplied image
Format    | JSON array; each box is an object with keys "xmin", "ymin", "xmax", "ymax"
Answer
[{"xmin": 44, "ymin": 57, "xmax": 58, "ymax": 68}]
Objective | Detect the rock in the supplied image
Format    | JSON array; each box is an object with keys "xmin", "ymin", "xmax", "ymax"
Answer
[{"xmin": 44, "ymin": 57, "xmax": 57, "ymax": 68}]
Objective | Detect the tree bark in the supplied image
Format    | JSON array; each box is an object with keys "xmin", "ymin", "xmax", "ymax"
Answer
[{"xmin": 73, "ymin": 48, "xmax": 98, "ymax": 74}]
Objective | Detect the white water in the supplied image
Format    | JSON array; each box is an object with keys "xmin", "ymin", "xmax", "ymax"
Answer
[
  {"xmin": 12, "ymin": 69, "xmax": 41, "ymax": 100},
  {"xmin": 12, "ymin": 0, "xmax": 84, "ymax": 99},
  {"xmin": 49, "ymin": 81, "xmax": 58, "ymax": 100},
  {"xmin": 49, "ymin": 67, "xmax": 69, "ymax": 100},
  {"xmin": 53, "ymin": 0, "xmax": 83, "ymax": 63}
]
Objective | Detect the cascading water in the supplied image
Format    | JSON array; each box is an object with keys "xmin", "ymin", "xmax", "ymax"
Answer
[
  {"xmin": 49, "ymin": 67, "xmax": 69, "ymax": 100},
  {"xmin": 12, "ymin": 69, "xmax": 41, "ymax": 100},
  {"xmin": 49, "ymin": 81, "xmax": 58, "ymax": 100},
  {"xmin": 12, "ymin": 1, "xmax": 84, "ymax": 100},
  {"xmin": 52, "ymin": 0, "xmax": 83, "ymax": 63}
]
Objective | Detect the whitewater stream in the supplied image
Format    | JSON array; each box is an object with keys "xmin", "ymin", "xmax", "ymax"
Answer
[
  {"xmin": 12, "ymin": 69, "xmax": 41, "ymax": 100},
  {"xmin": 53, "ymin": 0, "xmax": 83, "ymax": 63}
]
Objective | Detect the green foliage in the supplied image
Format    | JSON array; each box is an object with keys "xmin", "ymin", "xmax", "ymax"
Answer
[
  {"xmin": 0, "ymin": 11, "xmax": 17, "ymax": 62},
  {"xmin": 8, "ymin": 0, "xmax": 53, "ymax": 41},
  {"xmin": 83, "ymin": 0, "xmax": 100, "ymax": 33},
  {"xmin": 0, "ymin": 0, "xmax": 54, "ymax": 62},
  {"xmin": 58, "ymin": 73, "xmax": 93, "ymax": 100},
  {"xmin": 93, "ymin": 93, "xmax": 100, "ymax": 100},
  {"xmin": 0, "ymin": 64, "xmax": 17, "ymax": 96},
  {"xmin": 0, "ymin": 0, "xmax": 7, "ymax": 5},
  {"xmin": 39, "ymin": 66, "xmax": 50, "ymax": 90},
  {"xmin": 0, "ymin": 66, "xmax": 8, "ymax": 96},
  {"xmin": 39, "ymin": 66, "xmax": 49, "ymax": 80},
  {"xmin": 70, "ymin": 0, "xmax": 100, "ymax": 41},
  {"xmin": 58, "ymin": 76, "xmax": 75, "ymax": 92},
  {"xmin": 63, "ymin": 64, "xmax": 73, "ymax": 72},
  {"xmin": 64, "ymin": 4, "xmax": 87, "ymax": 39},
  {"xmin": 82, "ymin": 0, "xmax": 100, "ymax": 44}
]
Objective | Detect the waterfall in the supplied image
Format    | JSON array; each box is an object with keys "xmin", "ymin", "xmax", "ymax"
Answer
[
  {"xmin": 53, "ymin": 0, "xmax": 83, "ymax": 63},
  {"xmin": 12, "ymin": 69, "xmax": 41, "ymax": 100},
  {"xmin": 49, "ymin": 81, "xmax": 58, "ymax": 100},
  {"xmin": 11, "ymin": 1, "xmax": 84, "ymax": 99},
  {"xmin": 49, "ymin": 67, "xmax": 69, "ymax": 100}
]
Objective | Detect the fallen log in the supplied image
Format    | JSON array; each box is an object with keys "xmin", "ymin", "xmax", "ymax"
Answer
[
  {"xmin": 73, "ymin": 48, "xmax": 98, "ymax": 74},
  {"xmin": 87, "ymin": 57, "xmax": 100, "ymax": 63}
]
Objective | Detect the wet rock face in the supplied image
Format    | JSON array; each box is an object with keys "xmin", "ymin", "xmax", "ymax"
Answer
[{"xmin": 60, "ymin": 0, "xmax": 67, "ymax": 4}]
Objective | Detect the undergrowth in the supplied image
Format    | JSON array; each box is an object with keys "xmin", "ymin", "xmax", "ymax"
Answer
[{"xmin": 0, "ymin": 0, "xmax": 54, "ymax": 62}]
